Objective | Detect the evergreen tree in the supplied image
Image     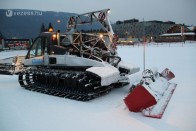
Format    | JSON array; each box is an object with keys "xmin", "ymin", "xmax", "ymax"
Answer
[
  {"xmin": 40, "ymin": 24, "xmax": 46, "ymax": 33},
  {"xmin": 48, "ymin": 23, "xmax": 53, "ymax": 32}
]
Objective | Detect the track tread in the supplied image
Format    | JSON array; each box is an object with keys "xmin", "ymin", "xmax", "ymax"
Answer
[{"xmin": 18, "ymin": 67, "xmax": 127, "ymax": 101}]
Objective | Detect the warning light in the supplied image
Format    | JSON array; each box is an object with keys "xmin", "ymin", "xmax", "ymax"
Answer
[
  {"xmin": 99, "ymin": 34, "xmax": 103, "ymax": 38},
  {"xmin": 52, "ymin": 34, "xmax": 57, "ymax": 40},
  {"xmin": 57, "ymin": 19, "xmax": 61, "ymax": 23},
  {"xmin": 107, "ymin": 9, "xmax": 111, "ymax": 14},
  {"xmin": 49, "ymin": 27, "xmax": 53, "ymax": 32},
  {"xmin": 48, "ymin": 23, "xmax": 54, "ymax": 32}
]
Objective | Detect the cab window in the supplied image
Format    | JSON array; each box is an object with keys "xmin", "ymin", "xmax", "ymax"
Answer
[{"xmin": 27, "ymin": 37, "xmax": 48, "ymax": 58}]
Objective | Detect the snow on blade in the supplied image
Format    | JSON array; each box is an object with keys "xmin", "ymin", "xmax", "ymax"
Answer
[
  {"xmin": 142, "ymin": 83, "xmax": 177, "ymax": 119},
  {"xmin": 124, "ymin": 67, "xmax": 177, "ymax": 119}
]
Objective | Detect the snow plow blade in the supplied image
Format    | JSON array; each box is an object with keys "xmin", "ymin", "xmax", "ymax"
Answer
[
  {"xmin": 124, "ymin": 85, "xmax": 157, "ymax": 112},
  {"xmin": 125, "ymin": 68, "xmax": 177, "ymax": 119},
  {"xmin": 142, "ymin": 83, "xmax": 177, "ymax": 119}
]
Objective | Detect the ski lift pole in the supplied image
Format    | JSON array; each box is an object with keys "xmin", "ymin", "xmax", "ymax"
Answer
[
  {"xmin": 143, "ymin": 36, "xmax": 145, "ymax": 70},
  {"xmin": 143, "ymin": 18, "xmax": 146, "ymax": 70}
]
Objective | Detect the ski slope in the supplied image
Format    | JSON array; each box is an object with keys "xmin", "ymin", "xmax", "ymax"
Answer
[{"xmin": 0, "ymin": 42, "xmax": 196, "ymax": 131}]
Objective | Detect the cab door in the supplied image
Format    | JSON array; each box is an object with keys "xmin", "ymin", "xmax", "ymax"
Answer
[{"xmin": 24, "ymin": 36, "xmax": 48, "ymax": 66}]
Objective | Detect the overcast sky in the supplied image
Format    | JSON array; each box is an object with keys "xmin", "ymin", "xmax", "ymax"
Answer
[{"xmin": 1, "ymin": 0, "xmax": 196, "ymax": 26}]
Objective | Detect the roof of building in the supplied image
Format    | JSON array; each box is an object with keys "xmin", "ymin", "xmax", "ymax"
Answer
[{"xmin": 160, "ymin": 32, "xmax": 195, "ymax": 36}]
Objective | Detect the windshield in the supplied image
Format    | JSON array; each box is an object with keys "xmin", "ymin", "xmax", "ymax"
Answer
[{"xmin": 26, "ymin": 37, "xmax": 48, "ymax": 58}]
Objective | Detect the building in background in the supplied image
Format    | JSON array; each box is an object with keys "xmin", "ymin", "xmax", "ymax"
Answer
[
  {"xmin": 112, "ymin": 19, "xmax": 196, "ymax": 44},
  {"xmin": 0, "ymin": 32, "xmax": 5, "ymax": 51},
  {"xmin": 155, "ymin": 25, "xmax": 196, "ymax": 42},
  {"xmin": 4, "ymin": 38, "xmax": 31, "ymax": 50}
]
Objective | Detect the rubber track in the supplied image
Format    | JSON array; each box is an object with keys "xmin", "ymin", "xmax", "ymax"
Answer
[{"xmin": 18, "ymin": 67, "xmax": 125, "ymax": 101}]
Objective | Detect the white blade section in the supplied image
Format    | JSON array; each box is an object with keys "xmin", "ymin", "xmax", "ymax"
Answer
[{"xmin": 142, "ymin": 83, "xmax": 177, "ymax": 119}]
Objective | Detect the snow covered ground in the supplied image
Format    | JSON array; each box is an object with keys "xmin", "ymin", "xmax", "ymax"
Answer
[{"xmin": 0, "ymin": 42, "xmax": 196, "ymax": 131}]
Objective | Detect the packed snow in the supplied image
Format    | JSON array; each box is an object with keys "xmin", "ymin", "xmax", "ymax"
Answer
[{"xmin": 0, "ymin": 42, "xmax": 196, "ymax": 131}]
